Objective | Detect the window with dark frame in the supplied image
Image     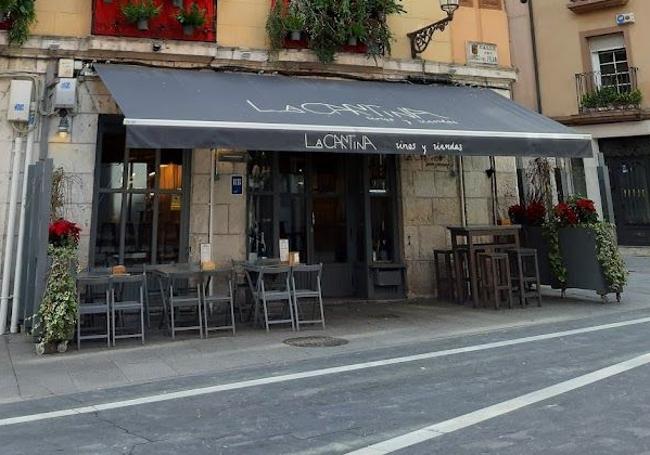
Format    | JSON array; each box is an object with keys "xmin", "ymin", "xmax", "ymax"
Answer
[
  {"xmin": 92, "ymin": 118, "xmax": 190, "ymax": 269},
  {"xmin": 596, "ymin": 47, "xmax": 631, "ymax": 93}
]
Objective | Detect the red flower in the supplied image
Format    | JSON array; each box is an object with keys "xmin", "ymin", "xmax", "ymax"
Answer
[
  {"xmin": 508, "ymin": 204, "xmax": 526, "ymax": 225},
  {"xmin": 525, "ymin": 201, "xmax": 546, "ymax": 226},
  {"xmin": 554, "ymin": 202, "xmax": 578, "ymax": 226},
  {"xmin": 576, "ymin": 198, "xmax": 595, "ymax": 213},
  {"xmin": 49, "ymin": 219, "xmax": 81, "ymax": 246}
]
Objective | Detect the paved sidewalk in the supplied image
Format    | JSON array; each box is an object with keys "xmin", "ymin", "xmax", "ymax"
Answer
[{"xmin": 1, "ymin": 255, "xmax": 648, "ymax": 405}]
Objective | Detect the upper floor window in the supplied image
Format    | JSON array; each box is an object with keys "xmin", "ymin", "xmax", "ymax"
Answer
[{"xmin": 589, "ymin": 34, "xmax": 630, "ymax": 93}]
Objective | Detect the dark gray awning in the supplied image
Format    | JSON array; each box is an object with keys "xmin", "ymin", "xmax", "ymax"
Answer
[{"xmin": 95, "ymin": 64, "xmax": 592, "ymax": 157}]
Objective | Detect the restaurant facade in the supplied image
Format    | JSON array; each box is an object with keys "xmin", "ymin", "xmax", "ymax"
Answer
[{"xmin": 0, "ymin": 0, "xmax": 590, "ymax": 308}]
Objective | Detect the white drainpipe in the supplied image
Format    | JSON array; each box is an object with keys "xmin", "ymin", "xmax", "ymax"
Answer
[
  {"xmin": 0, "ymin": 135, "xmax": 24, "ymax": 335},
  {"xmin": 10, "ymin": 120, "xmax": 37, "ymax": 333}
]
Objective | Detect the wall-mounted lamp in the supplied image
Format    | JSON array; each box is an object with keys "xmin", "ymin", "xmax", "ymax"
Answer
[
  {"xmin": 57, "ymin": 109, "xmax": 71, "ymax": 139},
  {"xmin": 407, "ymin": 0, "xmax": 460, "ymax": 59}
]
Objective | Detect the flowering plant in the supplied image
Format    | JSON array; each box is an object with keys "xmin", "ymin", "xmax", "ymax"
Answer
[
  {"xmin": 48, "ymin": 219, "xmax": 81, "ymax": 247},
  {"xmin": 554, "ymin": 202, "xmax": 578, "ymax": 226},
  {"xmin": 508, "ymin": 200, "xmax": 546, "ymax": 226},
  {"xmin": 574, "ymin": 197, "xmax": 598, "ymax": 224}
]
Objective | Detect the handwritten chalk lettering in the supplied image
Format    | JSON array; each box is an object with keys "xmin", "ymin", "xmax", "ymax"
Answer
[
  {"xmin": 305, "ymin": 133, "xmax": 377, "ymax": 151},
  {"xmin": 431, "ymin": 142, "xmax": 464, "ymax": 153},
  {"xmin": 396, "ymin": 141, "xmax": 417, "ymax": 152},
  {"xmin": 247, "ymin": 100, "xmax": 458, "ymax": 126}
]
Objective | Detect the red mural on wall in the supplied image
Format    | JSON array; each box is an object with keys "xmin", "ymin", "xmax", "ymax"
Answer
[{"xmin": 92, "ymin": 0, "xmax": 216, "ymax": 42}]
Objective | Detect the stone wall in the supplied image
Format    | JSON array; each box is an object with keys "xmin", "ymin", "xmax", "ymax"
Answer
[
  {"xmin": 400, "ymin": 155, "xmax": 519, "ymax": 297},
  {"xmin": 189, "ymin": 150, "xmax": 247, "ymax": 265}
]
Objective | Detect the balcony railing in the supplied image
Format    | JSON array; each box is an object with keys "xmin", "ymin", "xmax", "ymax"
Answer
[
  {"xmin": 575, "ymin": 67, "xmax": 641, "ymax": 114},
  {"xmin": 567, "ymin": 0, "xmax": 629, "ymax": 14}
]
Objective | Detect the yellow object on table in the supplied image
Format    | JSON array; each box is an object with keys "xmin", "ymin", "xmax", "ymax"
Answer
[
  {"xmin": 201, "ymin": 260, "xmax": 216, "ymax": 271},
  {"xmin": 112, "ymin": 265, "xmax": 127, "ymax": 275}
]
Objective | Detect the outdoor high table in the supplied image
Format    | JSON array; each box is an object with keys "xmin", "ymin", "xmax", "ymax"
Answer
[{"xmin": 447, "ymin": 225, "xmax": 522, "ymax": 308}]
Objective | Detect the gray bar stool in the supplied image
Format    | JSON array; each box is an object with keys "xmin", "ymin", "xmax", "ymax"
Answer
[
  {"xmin": 201, "ymin": 268, "xmax": 236, "ymax": 336},
  {"xmin": 477, "ymin": 252, "xmax": 513, "ymax": 310},
  {"xmin": 291, "ymin": 263, "xmax": 325, "ymax": 331},
  {"xmin": 110, "ymin": 274, "xmax": 145, "ymax": 346},
  {"xmin": 507, "ymin": 248, "xmax": 543, "ymax": 307}
]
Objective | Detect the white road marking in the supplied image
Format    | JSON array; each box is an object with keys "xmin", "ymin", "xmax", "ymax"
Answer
[
  {"xmin": 345, "ymin": 352, "xmax": 650, "ymax": 454},
  {"xmin": 2, "ymin": 315, "xmax": 650, "ymax": 427}
]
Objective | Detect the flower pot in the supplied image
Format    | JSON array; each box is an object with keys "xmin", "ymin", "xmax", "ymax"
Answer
[
  {"xmin": 558, "ymin": 226, "xmax": 610, "ymax": 294},
  {"xmin": 183, "ymin": 24, "xmax": 195, "ymax": 36},
  {"xmin": 34, "ymin": 340, "xmax": 69, "ymax": 356},
  {"xmin": 347, "ymin": 36, "xmax": 358, "ymax": 46},
  {"xmin": 289, "ymin": 30, "xmax": 301, "ymax": 41},
  {"xmin": 137, "ymin": 19, "xmax": 149, "ymax": 31}
]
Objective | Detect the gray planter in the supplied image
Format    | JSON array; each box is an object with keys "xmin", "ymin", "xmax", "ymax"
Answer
[
  {"xmin": 137, "ymin": 19, "xmax": 149, "ymax": 31},
  {"xmin": 347, "ymin": 36, "xmax": 358, "ymax": 46},
  {"xmin": 521, "ymin": 226, "xmax": 559, "ymax": 288},
  {"xmin": 183, "ymin": 24, "xmax": 195, "ymax": 36},
  {"xmin": 558, "ymin": 226, "xmax": 620, "ymax": 299}
]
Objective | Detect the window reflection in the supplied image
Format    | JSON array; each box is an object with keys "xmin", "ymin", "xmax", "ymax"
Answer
[
  {"xmin": 127, "ymin": 149, "xmax": 155, "ymax": 190},
  {"xmin": 100, "ymin": 132, "xmax": 125, "ymax": 189},
  {"xmin": 123, "ymin": 193, "xmax": 153, "ymax": 266},
  {"xmin": 94, "ymin": 193, "xmax": 122, "ymax": 266},
  {"xmin": 157, "ymin": 194, "xmax": 182, "ymax": 263},
  {"xmin": 160, "ymin": 149, "xmax": 184, "ymax": 190}
]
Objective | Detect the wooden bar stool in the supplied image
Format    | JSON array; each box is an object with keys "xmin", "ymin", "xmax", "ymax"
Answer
[
  {"xmin": 434, "ymin": 249, "xmax": 456, "ymax": 301},
  {"xmin": 477, "ymin": 252, "xmax": 513, "ymax": 310},
  {"xmin": 507, "ymin": 248, "xmax": 543, "ymax": 307}
]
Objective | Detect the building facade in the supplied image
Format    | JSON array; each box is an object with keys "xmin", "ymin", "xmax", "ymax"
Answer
[
  {"xmin": 0, "ymin": 0, "xmax": 524, "ymax": 303},
  {"xmin": 508, "ymin": 0, "xmax": 650, "ymax": 245}
]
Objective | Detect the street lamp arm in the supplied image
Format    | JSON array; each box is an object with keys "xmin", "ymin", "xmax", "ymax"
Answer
[{"xmin": 407, "ymin": 12, "xmax": 455, "ymax": 59}]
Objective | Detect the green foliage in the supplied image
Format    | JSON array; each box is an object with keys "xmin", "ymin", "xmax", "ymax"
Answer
[
  {"xmin": 581, "ymin": 87, "xmax": 643, "ymax": 110},
  {"xmin": 0, "ymin": 0, "xmax": 36, "ymax": 46},
  {"xmin": 34, "ymin": 244, "xmax": 79, "ymax": 344},
  {"xmin": 176, "ymin": 2, "xmax": 206, "ymax": 27},
  {"xmin": 121, "ymin": 0, "xmax": 162, "ymax": 24},
  {"xmin": 266, "ymin": 0, "xmax": 405, "ymax": 63},
  {"xmin": 543, "ymin": 220, "xmax": 628, "ymax": 292},
  {"xmin": 591, "ymin": 222, "xmax": 628, "ymax": 292},
  {"xmin": 266, "ymin": 1, "xmax": 287, "ymax": 50},
  {"xmin": 543, "ymin": 221, "xmax": 567, "ymax": 288}
]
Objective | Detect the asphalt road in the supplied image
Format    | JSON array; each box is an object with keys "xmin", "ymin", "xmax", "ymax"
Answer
[{"xmin": 3, "ymin": 309, "xmax": 650, "ymax": 454}]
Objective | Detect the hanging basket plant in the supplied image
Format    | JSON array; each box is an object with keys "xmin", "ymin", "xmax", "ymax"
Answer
[
  {"xmin": 266, "ymin": 0, "xmax": 405, "ymax": 63},
  {"xmin": 121, "ymin": 0, "xmax": 162, "ymax": 31},
  {"xmin": 0, "ymin": 0, "xmax": 36, "ymax": 45},
  {"xmin": 176, "ymin": 1, "xmax": 206, "ymax": 36}
]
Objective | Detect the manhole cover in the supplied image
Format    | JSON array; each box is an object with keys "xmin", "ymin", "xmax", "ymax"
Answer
[
  {"xmin": 284, "ymin": 336, "xmax": 349, "ymax": 348},
  {"xmin": 367, "ymin": 313, "xmax": 400, "ymax": 319}
]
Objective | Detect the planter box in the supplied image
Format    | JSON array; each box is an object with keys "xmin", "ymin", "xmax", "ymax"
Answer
[
  {"xmin": 521, "ymin": 226, "xmax": 560, "ymax": 287},
  {"xmin": 558, "ymin": 227, "xmax": 613, "ymax": 295}
]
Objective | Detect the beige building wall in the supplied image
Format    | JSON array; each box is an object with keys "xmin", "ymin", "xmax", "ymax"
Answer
[
  {"xmin": 532, "ymin": 0, "xmax": 650, "ymax": 117},
  {"xmin": 504, "ymin": 0, "xmax": 538, "ymax": 111},
  {"xmin": 26, "ymin": 1, "xmax": 513, "ymax": 68},
  {"xmin": 31, "ymin": 0, "xmax": 91, "ymax": 37}
]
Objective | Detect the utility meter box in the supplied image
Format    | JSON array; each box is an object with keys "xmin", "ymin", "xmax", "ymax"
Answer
[
  {"xmin": 7, "ymin": 80, "xmax": 33, "ymax": 123},
  {"xmin": 52, "ymin": 78, "xmax": 77, "ymax": 109}
]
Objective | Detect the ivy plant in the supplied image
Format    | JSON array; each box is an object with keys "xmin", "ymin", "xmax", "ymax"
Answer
[
  {"xmin": 266, "ymin": 0, "xmax": 405, "ymax": 63},
  {"xmin": 591, "ymin": 222, "xmax": 628, "ymax": 292},
  {"xmin": 542, "ymin": 221, "xmax": 567, "ymax": 288},
  {"xmin": 0, "ymin": 0, "xmax": 36, "ymax": 46},
  {"xmin": 34, "ymin": 244, "xmax": 79, "ymax": 345}
]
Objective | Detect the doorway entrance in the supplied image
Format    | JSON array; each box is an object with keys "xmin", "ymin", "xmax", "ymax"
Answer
[{"xmin": 247, "ymin": 152, "xmax": 400, "ymax": 298}]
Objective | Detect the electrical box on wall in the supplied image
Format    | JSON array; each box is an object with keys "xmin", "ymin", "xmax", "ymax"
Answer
[
  {"xmin": 52, "ymin": 78, "xmax": 77, "ymax": 109},
  {"xmin": 616, "ymin": 13, "xmax": 635, "ymax": 25},
  {"xmin": 7, "ymin": 80, "xmax": 33, "ymax": 123}
]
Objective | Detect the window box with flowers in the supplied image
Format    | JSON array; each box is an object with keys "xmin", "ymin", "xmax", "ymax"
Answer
[{"xmin": 33, "ymin": 219, "xmax": 81, "ymax": 355}]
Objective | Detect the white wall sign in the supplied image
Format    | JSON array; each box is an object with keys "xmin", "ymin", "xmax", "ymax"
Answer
[{"xmin": 467, "ymin": 42, "xmax": 498, "ymax": 66}]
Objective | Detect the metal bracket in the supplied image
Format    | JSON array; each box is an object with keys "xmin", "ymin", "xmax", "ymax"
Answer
[{"xmin": 407, "ymin": 12, "xmax": 455, "ymax": 59}]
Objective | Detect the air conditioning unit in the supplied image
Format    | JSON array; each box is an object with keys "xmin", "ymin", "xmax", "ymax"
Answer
[{"xmin": 616, "ymin": 13, "xmax": 635, "ymax": 26}]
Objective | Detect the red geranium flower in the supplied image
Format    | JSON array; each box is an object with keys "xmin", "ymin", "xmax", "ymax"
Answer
[
  {"xmin": 49, "ymin": 218, "xmax": 81, "ymax": 246},
  {"xmin": 525, "ymin": 201, "xmax": 546, "ymax": 226},
  {"xmin": 554, "ymin": 202, "xmax": 578, "ymax": 226},
  {"xmin": 508, "ymin": 204, "xmax": 526, "ymax": 225}
]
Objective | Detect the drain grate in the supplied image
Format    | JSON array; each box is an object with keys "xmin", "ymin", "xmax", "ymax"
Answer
[{"xmin": 284, "ymin": 336, "xmax": 349, "ymax": 348}]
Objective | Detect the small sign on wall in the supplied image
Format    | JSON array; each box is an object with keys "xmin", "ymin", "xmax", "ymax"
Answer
[
  {"xmin": 231, "ymin": 175, "xmax": 243, "ymax": 195},
  {"xmin": 467, "ymin": 42, "xmax": 498, "ymax": 66}
]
